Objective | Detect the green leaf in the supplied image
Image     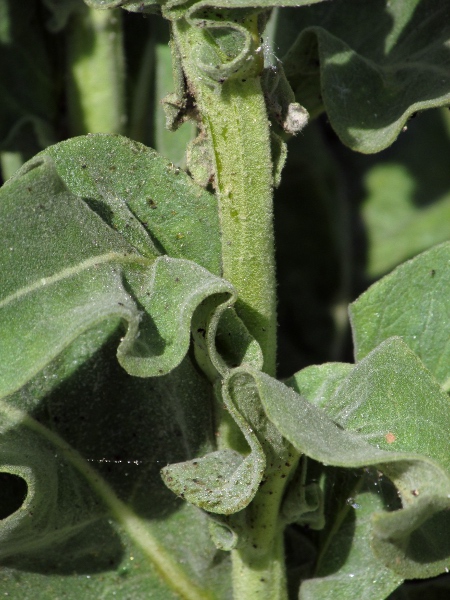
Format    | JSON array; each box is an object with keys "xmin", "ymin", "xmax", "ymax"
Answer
[
  {"xmin": 277, "ymin": 0, "xmax": 450, "ymax": 153},
  {"xmin": 350, "ymin": 242, "xmax": 450, "ymax": 388},
  {"xmin": 0, "ymin": 324, "xmax": 231, "ymax": 599},
  {"xmin": 299, "ymin": 469, "xmax": 403, "ymax": 600},
  {"xmin": 246, "ymin": 358, "xmax": 450, "ymax": 579},
  {"xmin": 285, "ymin": 362, "xmax": 353, "ymax": 409},
  {"xmin": 287, "ymin": 365, "xmax": 403, "ymax": 599},
  {"xmin": 161, "ymin": 375, "xmax": 267, "ymax": 516},
  {"xmin": 0, "ymin": 152, "xmax": 234, "ymax": 396},
  {"xmin": 42, "ymin": 134, "xmax": 222, "ymax": 275},
  {"xmin": 162, "ymin": 368, "xmax": 296, "ymax": 517},
  {"xmin": 84, "ymin": 0, "xmax": 327, "ymax": 12}
]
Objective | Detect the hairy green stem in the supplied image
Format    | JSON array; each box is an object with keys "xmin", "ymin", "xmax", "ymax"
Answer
[
  {"xmin": 172, "ymin": 15, "xmax": 288, "ymax": 599},
  {"xmin": 66, "ymin": 5, "xmax": 126, "ymax": 136},
  {"xmin": 230, "ymin": 448, "xmax": 300, "ymax": 600},
  {"xmin": 172, "ymin": 19, "xmax": 277, "ymax": 377},
  {"xmin": 232, "ymin": 529, "xmax": 287, "ymax": 600}
]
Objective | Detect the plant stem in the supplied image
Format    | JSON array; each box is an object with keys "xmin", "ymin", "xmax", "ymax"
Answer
[
  {"xmin": 66, "ymin": 5, "xmax": 126, "ymax": 136},
  {"xmin": 172, "ymin": 19, "xmax": 277, "ymax": 377},
  {"xmin": 232, "ymin": 529, "xmax": 287, "ymax": 600},
  {"xmin": 172, "ymin": 16, "xmax": 287, "ymax": 599}
]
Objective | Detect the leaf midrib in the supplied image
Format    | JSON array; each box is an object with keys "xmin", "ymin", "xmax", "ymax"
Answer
[
  {"xmin": 0, "ymin": 252, "xmax": 151, "ymax": 310},
  {"xmin": 0, "ymin": 400, "xmax": 216, "ymax": 600}
]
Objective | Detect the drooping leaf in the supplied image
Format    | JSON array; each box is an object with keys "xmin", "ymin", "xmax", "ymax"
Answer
[
  {"xmin": 286, "ymin": 364, "xmax": 404, "ymax": 599},
  {"xmin": 276, "ymin": 0, "xmax": 450, "ymax": 153},
  {"xmin": 162, "ymin": 366, "xmax": 298, "ymax": 520},
  {"xmin": 0, "ymin": 323, "xmax": 231, "ymax": 599},
  {"xmin": 0, "ymin": 151, "xmax": 234, "ymax": 396},
  {"xmin": 350, "ymin": 242, "xmax": 450, "ymax": 388},
  {"xmin": 243, "ymin": 360, "xmax": 450, "ymax": 579}
]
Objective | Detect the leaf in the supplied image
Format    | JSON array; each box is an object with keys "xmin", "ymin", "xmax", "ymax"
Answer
[
  {"xmin": 85, "ymin": 0, "xmax": 327, "ymax": 92},
  {"xmin": 277, "ymin": 0, "xmax": 450, "ymax": 153},
  {"xmin": 161, "ymin": 375, "xmax": 267, "ymax": 515},
  {"xmin": 350, "ymin": 242, "xmax": 450, "ymax": 388},
  {"xmin": 287, "ymin": 365, "xmax": 403, "ymax": 599},
  {"xmin": 84, "ymin": 0, "xmax": 327, "ymax": 12},
  {"xmin": 299, "ymin": 469, "xmax": 403, "ymax": 600},
  {"xmin": 42, "ymin": 134, "xmax": 222, "ymax": 275},
  {"xmin": 312, "ymin": 338, "xmax": 450, "ymax": 472},
  {"xmin": 245, "ymin": 357, "xmax": 450, "ymax": 579},
  {"xmin": 0, "ymin": 323, "xmax": 231, "ymax": 599},
  {"xmin": 162, "ymin": 368, "xmax": 296, "ymax": 516},
  {"xmin": 285, "ymin": 362, "xmax": 353, "ymax": 409},
  {"xmin": 0, "ymin": 152, "xmax": 235, "ymax": 396}
]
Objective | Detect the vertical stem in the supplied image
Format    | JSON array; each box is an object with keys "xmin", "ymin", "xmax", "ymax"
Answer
[
  {"xmin": 232, "ymin": 529, "xmax": 287, "ymax": 600},
  {"xmin": 172, "ymin": 17, "xmax": 288, "ymax": 600},
  {"xmin": 66, "ymin": 6, "xmax": 126, "ymax": 136},
  {"xmin": 172, "ymin": 20, "xmax": 277, "ymax": 377}
]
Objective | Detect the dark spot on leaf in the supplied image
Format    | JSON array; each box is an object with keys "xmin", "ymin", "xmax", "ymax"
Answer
[
  {"xmin": 147, "ymin": 198, "xmax": 157, "ymax": 208},
  {"xmin": 109, "ymin": 165, "xmax": 117, "ymax": 171},
  {"xmin": 81, "ymin": 164, "xmax": 87, "ymax": 169},
  {"xmin": 431, "ymin": 269, "xmax": 436, "ymax": 277}
]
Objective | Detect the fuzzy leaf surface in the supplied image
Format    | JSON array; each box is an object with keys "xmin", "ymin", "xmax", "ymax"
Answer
[
  {"xmin": 277, "ymin": 0, "xmax": 450, "ymax": 152},
  {"xmin": 350, "ymin": 242, "xmax": 450, "ymax": 388},
  {"xmin": 288, "ymin": 364, "xmax": 403, "ymax": 599},
  {"xmin": 0, "ymin": 149, "xmax": 234, "ymax": 397},
  {"xmin": 250, "ymin": 357, "xmax": 450, "ymax": 580},
  {"xmin": 0, "ymin": 323, "xmax": 231, "ymax": 599},
  {"xmin": 42, "ymin": 134, "xmax": 222, "ymax": 275}
]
